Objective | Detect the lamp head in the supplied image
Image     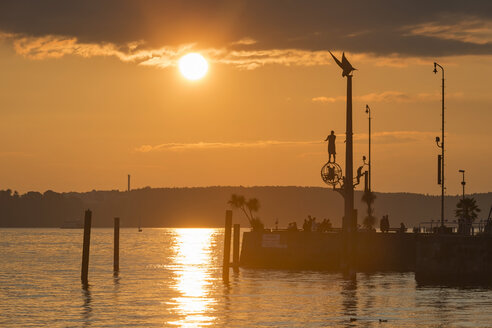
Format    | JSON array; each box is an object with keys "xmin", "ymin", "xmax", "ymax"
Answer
[
  {"xmin": 365, "ymin": 104, "xmax": 369, "ymax": 114},
  {"xmin": 433, "ymin": 62, "xmax": 438, "ymax": 74},
  {"xmin": 363, "ymin": 155, "xmax": 366, "ymax": 161},
  {"xmin": 435, "ymin": 136, "xmax": 440, "ymax": 142},
  {"xmin": 459, "ymin": 169, "xmax": 465, "ymax": 173}
]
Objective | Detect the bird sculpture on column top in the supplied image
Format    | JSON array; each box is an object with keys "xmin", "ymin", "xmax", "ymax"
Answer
[{"xmin": 329, "ymin": 51, "xmax": 357, "ymax": 77}]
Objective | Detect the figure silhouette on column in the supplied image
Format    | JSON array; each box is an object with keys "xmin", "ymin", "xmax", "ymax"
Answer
[
  {"xmin": 328, "ymin": 166, "xmax": 335, "ymax": 180},
  {"xmin": 325, "ymin": 131, "xmax": 336, "ymax": 163},
  {"xmin": 356, "ymin": 165, "xmax": 364, "ymax": 185}
]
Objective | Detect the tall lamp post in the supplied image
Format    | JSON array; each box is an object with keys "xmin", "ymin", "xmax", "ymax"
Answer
[
  {"xmin": 434, "ymin": 62, "xmax": 445, "ymax": 229},
  {"xmin": 365, "ymin": 105, "xmax": 372, "ymax": 191},
  {"xmin": 459, "ymin": 170, "xmax": 465, "ymax": 201}
]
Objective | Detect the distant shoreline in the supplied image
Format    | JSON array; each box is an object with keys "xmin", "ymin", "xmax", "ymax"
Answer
[{"xmin": 1, "ymin": 186, "xmax": 491, "ymax": 229}]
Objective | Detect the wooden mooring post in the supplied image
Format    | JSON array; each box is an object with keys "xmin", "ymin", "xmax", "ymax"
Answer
[
  {"xmin": 114, "ymin": 217, "xmax": 120, "ymax": 273},
  {"xmin": 232, "ymin": 224, "xmax": 240, "ymax": 271},
  {"xmin": 81, "ymin": 209, "xmax": 92, "ymax": 285},
  {"xmin": 222, "ymin": 210, "xmax": 233, "ymax": 281}
]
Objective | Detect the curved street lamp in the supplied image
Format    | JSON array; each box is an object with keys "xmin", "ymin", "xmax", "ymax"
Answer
[
  {"xmin": 459, "ymin": 169, "xmax": 465, "ymax": 201},
  {"xmin": 365, "ymin": 104, "xmax": 372, "ymax": 191},
  {"xmin": 434, "ymin": 62, "xmax": 445, "ymax": 229}
]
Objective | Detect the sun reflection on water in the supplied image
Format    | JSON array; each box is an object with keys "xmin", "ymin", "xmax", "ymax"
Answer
[{"xmin": 168, "ymin": 229, "xmax": 217, "ymax": 327}]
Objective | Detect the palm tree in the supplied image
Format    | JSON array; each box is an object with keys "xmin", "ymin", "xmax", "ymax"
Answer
[
  {"xmin": 228, "ymin": 194, "xmax": 263, "ymax": 231},
  {"xmin": 228, "ymin": 194, "xmax": 248, "ymax": 218},
  {"xmin": 455, "ymin": 197, "xmax": 481, "ymax": 234},
  {"xmin": 246, "ymin": 198, "xmax": 260, "ymax": 219},
  {"xmin": 456, "ymin": 197, "xmax": 481, "ymax": 221}
]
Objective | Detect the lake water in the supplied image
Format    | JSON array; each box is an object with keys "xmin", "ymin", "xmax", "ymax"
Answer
[{"xmin": 1, "ymin": 228, "xmax": 492, "ymax": 327}]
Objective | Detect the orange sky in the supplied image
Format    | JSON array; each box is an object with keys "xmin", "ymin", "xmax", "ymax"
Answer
[{"xmin": 0, "ymin": 1, "xmax": 491, "ymax": 195}]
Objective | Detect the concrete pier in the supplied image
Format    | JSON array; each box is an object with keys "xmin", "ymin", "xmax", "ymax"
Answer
[
  {"xmin": 240, "ymin": 230, "xmax": 416, "ymax": 272},
  {"xmin": 416, "ymin": 234, "xmax": 492, "ymax": 283},
  {"xmin": 240, "ymin": 230, "xmax": 492, "ymax": 283}
]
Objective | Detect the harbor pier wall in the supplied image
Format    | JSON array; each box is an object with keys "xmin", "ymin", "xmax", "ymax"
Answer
[
  {"xmin": 240, "ymin": 231, "xmax": 416, "ymax": 272},
  {"xmin": 416, "ymin": 235, "xmax": 492, "ymax": 283}
]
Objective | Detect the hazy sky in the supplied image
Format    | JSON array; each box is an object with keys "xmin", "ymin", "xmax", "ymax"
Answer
[{"xmin": 0, "ymin": 0, "xmax": 491, "ymax": 194}]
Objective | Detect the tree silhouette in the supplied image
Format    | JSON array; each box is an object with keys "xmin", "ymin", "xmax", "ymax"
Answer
[
  {"xmin": 228, "ymin": 193, "xmax": 247, "ymax": 217},
  {"xmin": 455, "ymin": 197, "xmax": 481, "ymax": 235},
  {"xmin": 246, "ymin": 198, "xmax": 260, "ymax": 219},
  {"xmin": 228, "ymin": 193, "xmax": 263, "ymax": 231}
]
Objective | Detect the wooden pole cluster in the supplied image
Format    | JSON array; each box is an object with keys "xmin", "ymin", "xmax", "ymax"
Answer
[
  {"xmin": 81, "ymin": 211, "xmax": 122, "ymax": 284},
  {"xmin": 81, "ymin": 208, "xmax": 240, "ymax": 284}
]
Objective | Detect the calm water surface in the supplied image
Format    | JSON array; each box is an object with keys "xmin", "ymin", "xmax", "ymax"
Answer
[{"xmin": 1, "ymin": 228, "xmax": 492, "ymax": 327}]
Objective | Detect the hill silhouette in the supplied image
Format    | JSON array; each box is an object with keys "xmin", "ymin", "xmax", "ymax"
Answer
[{"xmin": 1, "ymin": 186, "xmax": 491, "ymax": 229}]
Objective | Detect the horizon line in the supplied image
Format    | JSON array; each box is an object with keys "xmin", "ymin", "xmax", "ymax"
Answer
[{"xmin": 4, "ymin": 185, "xmax": 488, "ymax": 198}]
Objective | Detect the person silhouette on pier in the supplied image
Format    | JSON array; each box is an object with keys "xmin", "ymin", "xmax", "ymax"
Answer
[{"xmin": 325, "ymin": 131, "xmax": 336, "ymax": 163}]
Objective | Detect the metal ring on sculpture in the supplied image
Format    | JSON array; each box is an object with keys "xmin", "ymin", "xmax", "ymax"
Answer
[{"xmin": 321, "ymin": 162, "xmax": 343, "ymax": 186}]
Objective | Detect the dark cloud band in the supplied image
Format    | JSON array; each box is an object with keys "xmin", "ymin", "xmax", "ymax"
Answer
[{"xmin": 0, "ymin": 0, "xmax": 491, "ymax": 56}]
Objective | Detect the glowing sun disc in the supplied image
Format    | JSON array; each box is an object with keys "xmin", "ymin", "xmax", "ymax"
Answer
[{"xmin": 178, "ymin": 53, "xmax": 208, "ymax": 80}]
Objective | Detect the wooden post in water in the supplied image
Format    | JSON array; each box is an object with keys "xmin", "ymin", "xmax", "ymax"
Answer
[
  {"xmin": 114, "ymin": 217, "xmax": 120, "ymax": 273},
  {"xmin": 232, "ymin": 223, "xmax": 240, "ymax": 271},
  {"xmin": 81, "ymin": 209, "xmax": 92, "ymax": 285},
  {"xmin": 222, "ymin": 210, "xmax": 233, "ymax": 281}
]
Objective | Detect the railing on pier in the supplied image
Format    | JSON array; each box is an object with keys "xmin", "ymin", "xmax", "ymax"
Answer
[{"xmin": 417, "ymin": 219, "xmax": 490, "ymax": 235}]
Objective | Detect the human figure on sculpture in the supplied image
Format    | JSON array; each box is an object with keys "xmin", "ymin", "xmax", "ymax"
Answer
[
  {"xmin": 325, "ymin": 131, "xmax": 336, "ymax": 163},
  {"xmin": 356, "ymin": 165, "xmax": 364, "ymax": 185},
  {"xmin": 327, "ymin": 166, "xmax": 335, "ymax": 181}
]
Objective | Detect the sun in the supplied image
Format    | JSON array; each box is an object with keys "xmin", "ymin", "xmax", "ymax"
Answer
[{"xmin": 178, "ymin": 53, "xmax": 208, "ymax": 80}]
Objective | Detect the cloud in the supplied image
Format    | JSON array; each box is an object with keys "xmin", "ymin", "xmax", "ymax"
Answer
[
  {"xmin": 358, "ymin": 131, "xmax": 437, "ymax": 144},
  {"xmin": 406, "ymin": 16, "xmax": 492, "ymax": 45},
  {"xmin": 415, "ymin": 92, "xmax": 465, "ymax": 101},
  {"xmin": 139, "ymin": 47, "xmax": 339, "ymax": 70},
  {"xmin": 214, "ymin": 48, "xmax": 337, "ymax": 69},
  {"xmin": 136, "ymin": 132, "xmax": 437, "ymax": 153},
  {"xmin": 6, "ymin": 33, "xmax": 346, "ymax": 70},
  {"xmin": 312, "ymin": 91, "xmax": 465, "ymax": 104},
  {"xmin": 230, "ymin": 37, "xmax": 257, "ymax": 46},
  {"xmin": 0, "ymin": 0, "xmax": 491, "ymax": 58},
  {"xmin": 0, "ymin": 31, "xmax": 14, "ymax": 40},
  {"xmin": 9, "ymin": 33, "xmax": 193, "ymax": 67},
  {"xmin": 135, "ymin": 140, "xmax": 319, "ymax": 152},
  {"xmin": 358, "ymin": 91, "xmax": 411, "ymax": 103},
  {"xmin": 312, "ymin": 96, "xmax": 343, "ymax": 104},
  {"xmin": 7, "ymin": 31, "xmax": 485, "ymax": 73},
  {"xmin": 7, "ymin": 33, "xmax": 443, "ymax": 71},
  {"xmin": 12, "ymin": 35, "xmax": 122, "ymax": 60}
]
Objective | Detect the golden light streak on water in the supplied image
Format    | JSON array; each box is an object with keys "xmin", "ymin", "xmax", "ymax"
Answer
[{"xmin": 168, "ymin": 229, "xmax": 216, "ymax": 327}]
